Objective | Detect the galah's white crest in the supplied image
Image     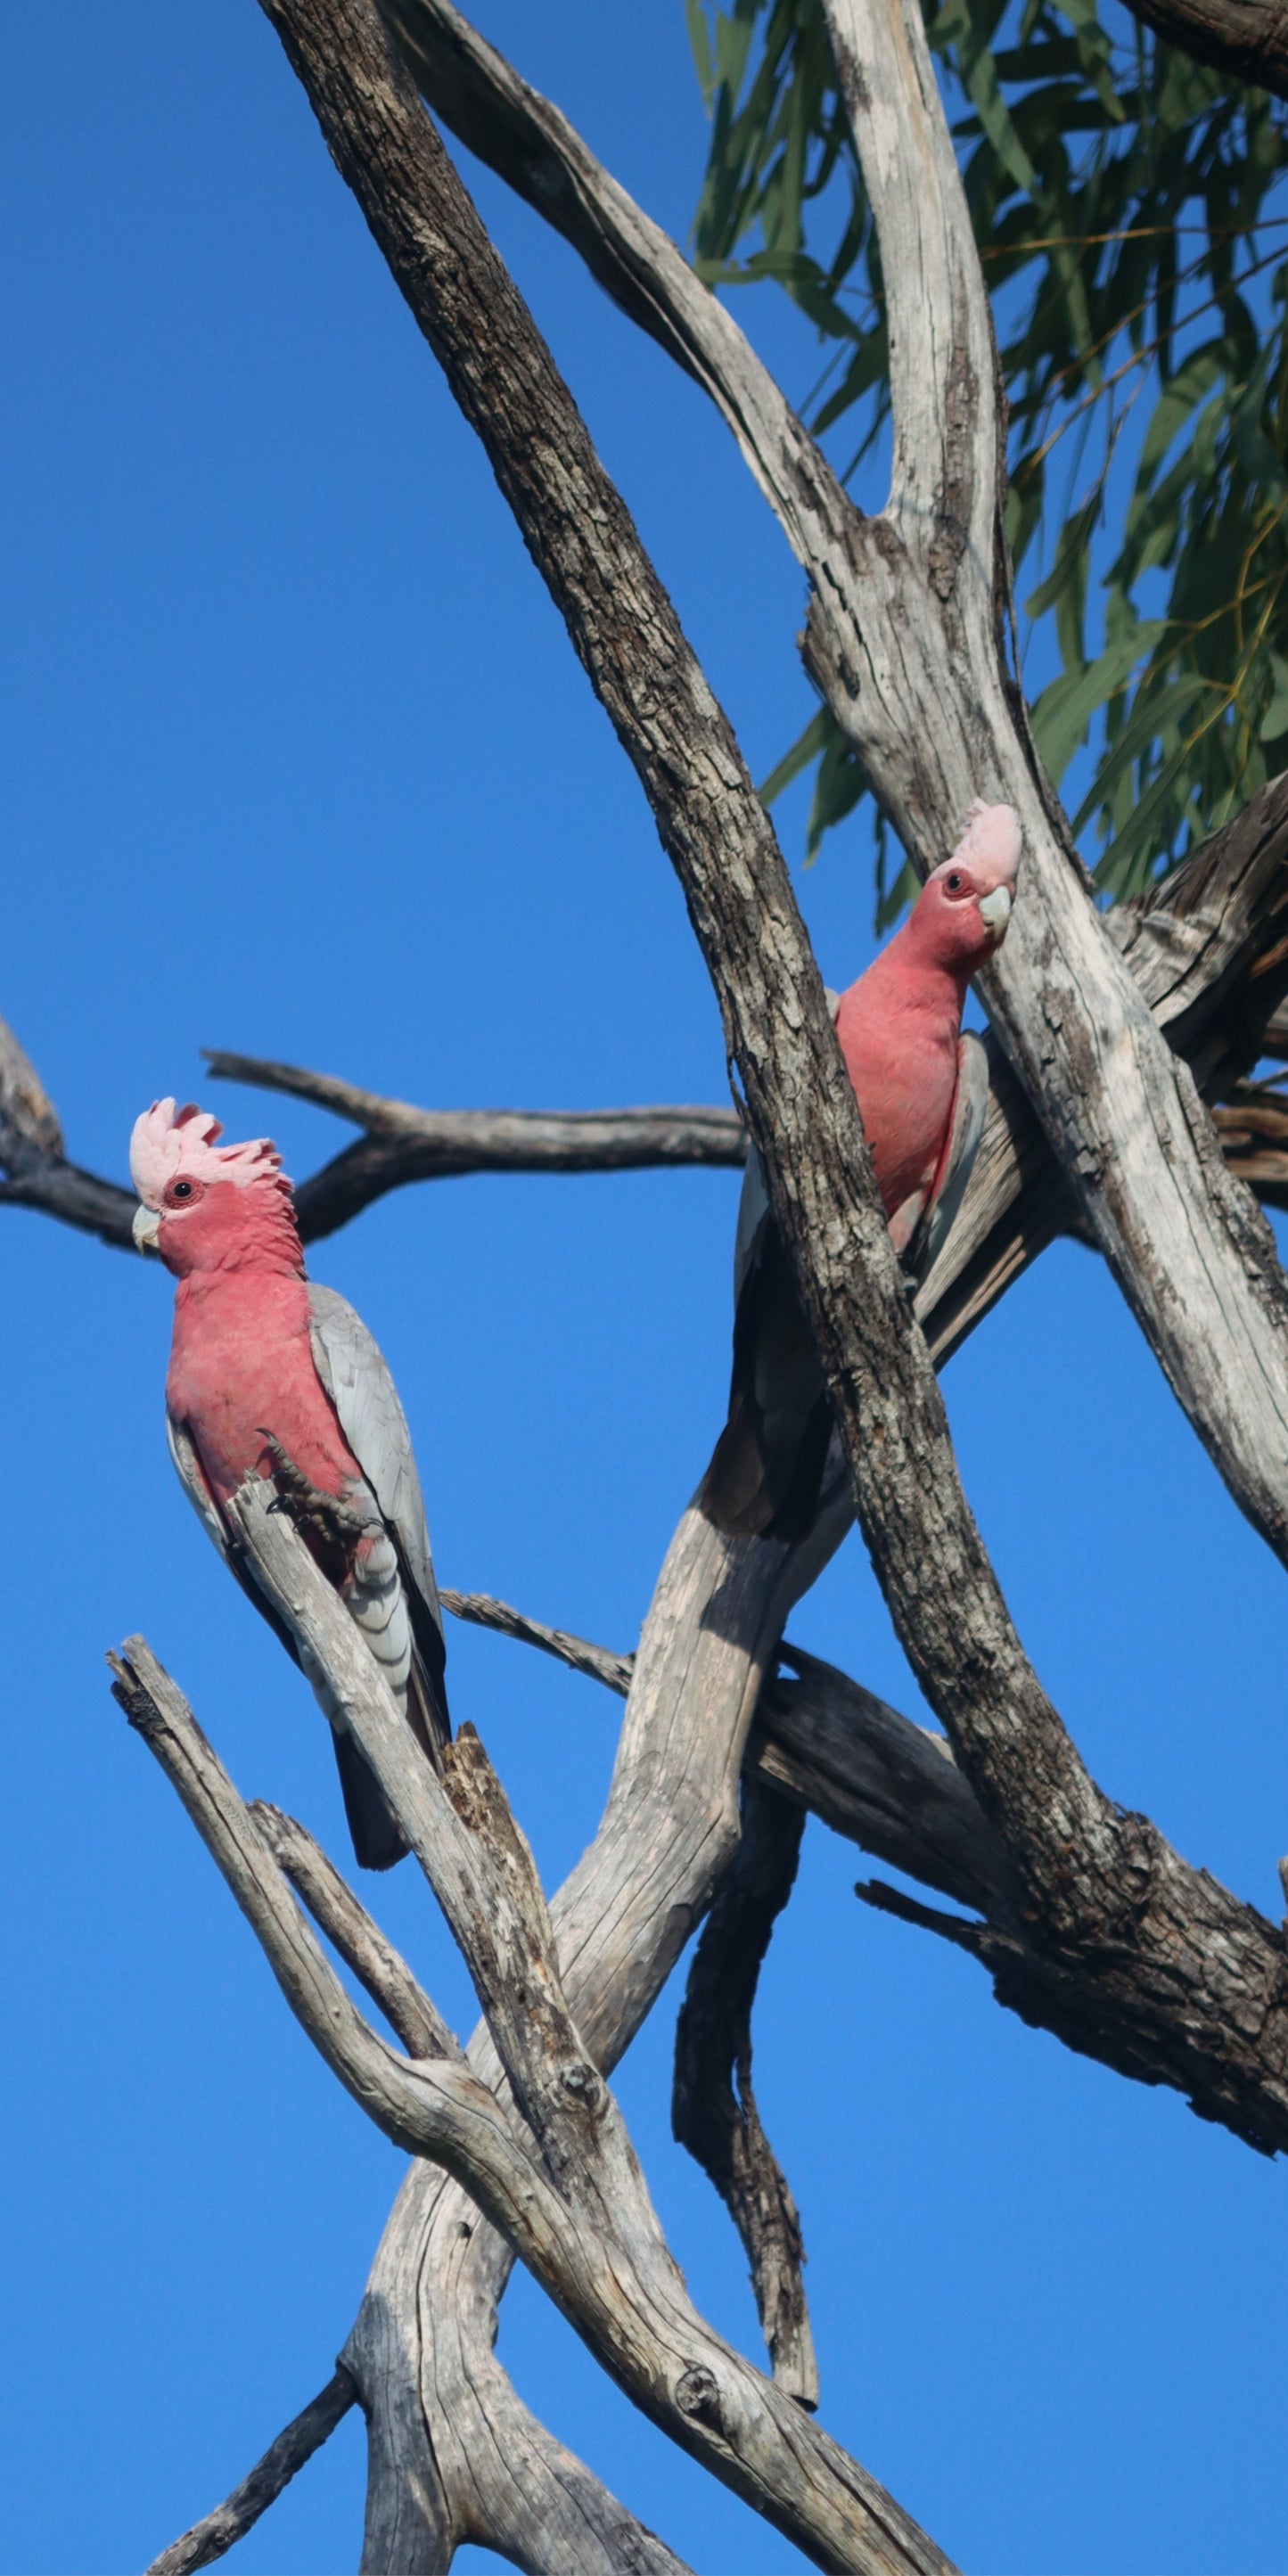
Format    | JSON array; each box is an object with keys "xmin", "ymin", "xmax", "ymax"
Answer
[
  {"xmin": 701, "ymin": 802, "xmax": 1021, "ymax": 1538},
  {"xmin": 131, "ymin": 1099, "xmax": 448, "ymax": 1868}
]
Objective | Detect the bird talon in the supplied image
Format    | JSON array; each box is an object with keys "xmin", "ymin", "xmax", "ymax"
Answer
[{"xmin": 257, "ymin": 1430, "xmax": 369, "ymax": 1547}]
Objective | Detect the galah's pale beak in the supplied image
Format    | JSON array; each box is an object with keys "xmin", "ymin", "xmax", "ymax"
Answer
[
  {"xmin": 977, "ymin": 884, "xmax": 1013, "ymax": 936},
  {"xmin": 133, "ymin": 1203, "xmax": 161, "ymax": 1253}
]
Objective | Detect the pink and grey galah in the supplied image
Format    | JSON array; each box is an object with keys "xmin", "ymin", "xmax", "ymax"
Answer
[
  {"xmin": 130, "ymin": 1099, "xmax": 448, "ymax": 1870},
  {"xmin": 700, "ymin": 800, "xmax": 1022, "ymax": 1541}
]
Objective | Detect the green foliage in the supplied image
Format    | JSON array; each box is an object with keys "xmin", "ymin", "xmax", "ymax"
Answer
[{"xmin": 691, "ymin": 0, "xmax": 1288, "ymax": 907}]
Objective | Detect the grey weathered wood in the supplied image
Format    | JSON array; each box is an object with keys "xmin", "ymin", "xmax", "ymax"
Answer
[
  {"xmin": 444, "ymin": 1590, "xmax": 1288, "ymax": 2146},
  {"xmin": 438, "ymin": 1584, "xmax": 1010, "ymax": 1918},
  {"xmin": 391, "ymin": 0, "xmax": 1288, "ymax": 1580},
  {"xmin": 0, "ymin": 1014, "xmax": 62, "ymax": 1157},
  {"xmin": 349, "ymin": 1489, "xmax": 857, "ymax": 2572},
  {"xmin": 440, "ymin": 1587, "xmax": 636, "ymax": 1695},
  {"xmin": 805, "ymin": 0, "xmax": 1288, "ymax": 1585},
  {"xmin": 249, "ymin": 1801, "xmax": 458, "ymax": 2062},
  {"xmin": 242, "ymin": 0, "xmax": 1284, "ymax": 2055},
  {"xmin": 142, "ymin": 2367, "xmax": 358, "ymax": 2576},
  {"xmin": 214, "ymin": 14, "xmax": 1288, "ymax": 2537},
  {"xmin": 47, "ymin": 8, "xmax": 1288, "ymax": 2565},
  {"xmin": 4, "ymin": 773, "xmax": 1286, "ymax": 1281},
  {"xmin": 113, "ymin": 1612, "xmax": 953, "ymax": 2576}
]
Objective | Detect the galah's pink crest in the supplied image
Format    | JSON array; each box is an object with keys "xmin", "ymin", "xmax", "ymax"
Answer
[
  {"xmin": 131, "ymin": 1097, "xmax": 448, "ymax": 1868},
  {"xmin": 700, "ymin": 801, "xmax": 1021, "ymax": 1538}
]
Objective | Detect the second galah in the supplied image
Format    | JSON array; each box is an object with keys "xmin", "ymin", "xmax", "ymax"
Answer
[
  {"xmin": 700, "ymin": 800, "xmax": 1021, "ymax": 1541},
  {"xmin": 131, "ymin": 1099, "xmax": 448, "ymax": 1870}
]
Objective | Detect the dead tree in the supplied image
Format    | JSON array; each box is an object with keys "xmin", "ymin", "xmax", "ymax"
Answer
[{"xmin": 7, "ymin": 0, "xmax": 1288, "ymax": 2566}]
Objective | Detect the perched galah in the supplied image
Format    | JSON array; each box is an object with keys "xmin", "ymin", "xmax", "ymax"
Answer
[
  {"xmin": 130, "ymin": 1099, "xmax": 448, "ymax": 1870},
  {"xmin": 700, "ymin": 801, "xmax": 1021, "ymax": 1541}
]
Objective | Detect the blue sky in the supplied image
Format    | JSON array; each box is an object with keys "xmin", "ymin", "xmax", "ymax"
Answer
[{"xmin": 1, "ymin": 4, "xmax": 1285, "ymax": 2572}]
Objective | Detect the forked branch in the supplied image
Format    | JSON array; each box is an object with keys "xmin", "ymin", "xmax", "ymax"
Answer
[{"xmin": 112, "ymin": 1587, "xmax": 954, "ymax": 2576}]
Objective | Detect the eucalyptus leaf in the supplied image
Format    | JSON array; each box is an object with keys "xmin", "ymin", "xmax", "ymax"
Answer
[{"xmin": 687, "ymin": 0, "xmax": 1288, "ymax": 913}]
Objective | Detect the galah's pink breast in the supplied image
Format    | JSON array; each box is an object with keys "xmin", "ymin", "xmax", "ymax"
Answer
[
  {"xmin": 167, "ymin": 1269, "xmax": 358, "ymax": 1512},
  {"xmin": 835, "ymin": 978, "xmax": 962, "ymax": 1217}
]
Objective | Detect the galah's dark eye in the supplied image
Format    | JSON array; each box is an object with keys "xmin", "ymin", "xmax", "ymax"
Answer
[
  {"xmin": 946, "ymin": 871, "xmax": 964, "ymax": 894},
  {"xmin": 172, "ymin": 1180, "xmax": 193, "ymax": 1201}
]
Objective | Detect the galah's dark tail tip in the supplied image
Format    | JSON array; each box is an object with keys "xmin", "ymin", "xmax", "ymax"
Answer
[
  {"xmin": 697, "ymin": 1391, "xmax": 835, "ymax": 1546},
  {"xmin": 332, "ymin": 1728, "xmax": 409, "ymax": 1872},
  {"xmin": 408, "ymin": 1652, "xmax": 451, "ymax": 1762}
]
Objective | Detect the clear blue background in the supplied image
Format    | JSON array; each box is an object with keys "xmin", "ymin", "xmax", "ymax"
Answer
[{"xmin": 1, "ymin": 5, "xmax": 1284, "ymax": 2571}]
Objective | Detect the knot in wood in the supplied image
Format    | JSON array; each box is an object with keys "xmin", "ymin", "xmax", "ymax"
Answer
[
  {"xmin": 674, "ymin": 2363, "xmax": 726, "ymax": 2434},
  {"xmin": 560, "ymin": 2058, "xmax": 605, "ymax": 2115}
]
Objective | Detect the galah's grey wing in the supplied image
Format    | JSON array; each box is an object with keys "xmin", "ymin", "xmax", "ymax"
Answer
[
  {"xmin": 903, "ymin": 1032, "xmax": 989, "ymax": 1288},
  {"xmin": 307, "ymin": 1283, "xmax": 449, "ymax": 1752}
]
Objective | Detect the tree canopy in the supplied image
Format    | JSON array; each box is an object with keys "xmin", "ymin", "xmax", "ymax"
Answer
[{"xmin": 690, "ymin": 0, "xmax": 1288, "ymax": 910}]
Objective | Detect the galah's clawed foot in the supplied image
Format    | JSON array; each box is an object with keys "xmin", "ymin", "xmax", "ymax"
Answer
[{"xmin": 257, "ymin": 1431, "xmax": 372, "ymax": 1551}]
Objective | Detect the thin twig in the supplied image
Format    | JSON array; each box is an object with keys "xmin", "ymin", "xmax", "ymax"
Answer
[
  {"xmin": 248, "ymin": 1801, "xmax": 459, "ymax": 2060},
  {"xmin": 142, "ymin": 2369, "xmax": 358, "ymax": 2576}
]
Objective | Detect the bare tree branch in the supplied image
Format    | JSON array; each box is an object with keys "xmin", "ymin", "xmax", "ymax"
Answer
[
  {"xmin": 757, "ymin": 1645, "xmax": 1012, "ymax": 1919},
  {"xmin": 207, "ymin": 1046, "xmax": 747, "ymax": 1239},
  {"xmin": 447, "ymin": 1587, "xmax": 1288, "ymax": 2154},
  {"xmin": 112, "ymin": 1604, "xmax": 954, "ymax": 2576},
  {"xmin": 4, "ymin": 754, "xmax": 1287, "ymax": 1288},
  {"xmin": 249, "ymin": 1801, "xmax": 459, "ymax": 2061},
  {"xmin": 142, "ymin": 2367, "xmax": 359, "ymax": 2576},
  {"xmin": 918, "ymin": 770, "xmax": 1288, "ymax": 1358},
  {"xmin": 440, "ymin": 1586, "xmax": 635, "ymax": 1694},
  {"xmin": 345, "ymin": 1490, "xmax": 854, "ymax": 2573},
  {"xmin": 673, "ymin": 1777, "xmax": 819, "ymax": 2409},
  {"xmin": 437, "ymin": 1585, "xmax": 1008, "ymax": 1920},
  {"xmin": 387, "ymin": 0, "xmax": 1288, "ymax": 1585},
  {"xmin": 244, "ymin": 0, "xmax": 1288, "ymax": 2153},
  {"xmin": 0, "ymin": 1015, "xmax": 62, "ymax": 1157}
]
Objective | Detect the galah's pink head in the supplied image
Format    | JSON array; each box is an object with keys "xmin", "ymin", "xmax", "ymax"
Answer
[
  {"xmin": 129, "ymin": 1098, "xmax": 301, "ymax": 1278},
  {"xmin": 906, "ymin": 800, "xmax": 1021, "ymax": 977}
]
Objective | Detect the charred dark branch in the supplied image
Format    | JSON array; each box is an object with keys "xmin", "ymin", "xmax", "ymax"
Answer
[
  {"xmin": 853, "ymin": 1878, "xmax": 985, "ymax": 1954},
  {"xmin": 208, "ymin": 1046, "xmax": 747, "ymax": 1242},
  {"xmin": 673, "ymin": 1776, "xmax": 819, "ymax": 2409},
  {"xmin": 1117, "ymin": 0, "xmax": 1288, "ymax": 101},
  {"xmin": 759, "ymin": 1645, "xmax": 1015, "ymax": 1919},
  {"xmin": 142, "ymin": 2367, "xmax": 358, "ymax": 2576},
  {"xmin": 1211, "ymin": 1076, "xmax": 1288, "ymax": 1212}
]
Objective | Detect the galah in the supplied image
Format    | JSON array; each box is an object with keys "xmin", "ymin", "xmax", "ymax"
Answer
[
  {"xmin": 130, "ymin": 1099, "xmax": 448, "ymax": 1870},
  {"xmin": 700, "ymin": 800, "xmax": 1021, "ymax": 1541}
]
